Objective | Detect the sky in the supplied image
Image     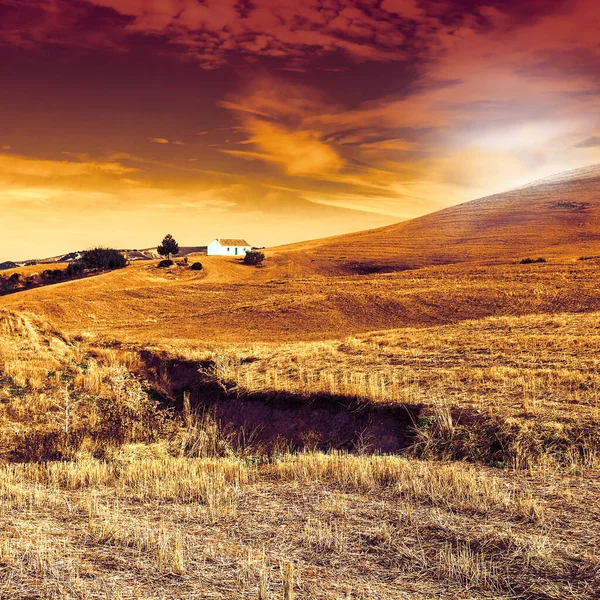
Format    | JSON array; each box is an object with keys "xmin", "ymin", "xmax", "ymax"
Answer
[{"xmin": 1, "ymin": 0, "xmax": 599, "ymax": 261}]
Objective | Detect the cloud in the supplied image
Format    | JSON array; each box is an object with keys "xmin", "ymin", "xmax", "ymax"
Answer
[
  {"xmin": 574, "ymin": 136, "xmax": 600, "ymax": 148},
  {"xmin": 2, "ymin": 0, "xmax": 598, "ymax": 84},
  {"xmin": 2, "ymin": 0, "xmax": 600, "ymax": 261},
  {"xmin": 148, "ymin": 137, "xmax": 186, "ymax": 145},
  {"xmin": 0, "ymin": 0, "xmax": 410, "ymax": 66},
  {"xmin": 0, "ymin": 153, "xmax": 136, "ymax": 179},
  {"xmin": 0, "ymin": 0, "xmax": 134, "ymax": 51},
  {"xmin": 223, "ymin": 119, "xmax": 344, "ymax": 176},
  {"xmin": 380, "ymin": 0, "xmax": 424, "ymax": 20}
]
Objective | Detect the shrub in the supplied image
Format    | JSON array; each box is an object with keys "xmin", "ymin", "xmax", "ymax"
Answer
[
  {"xmin": 244, "ymin": 250, "xmax": 265, "ymax": 266},
  {"xmin": 82, "ymin": 247, "xmax": 127, "ymax": 270},
  {"xmin": 190, "ymin": 262, "xmax": 203, "ymax": 271},
  {"xmin": 158, "ymin": 259, "xmax": 174, "ymax": 268},
  {"xmin": 520, "ymin": 257, "xmax": 546, "ymax": 264},
  {"xmin": 65, "ymin": 262, "xmax": 86, "ymax": 277}
]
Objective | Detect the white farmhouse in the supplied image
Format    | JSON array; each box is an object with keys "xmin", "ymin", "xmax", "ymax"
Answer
[{"xmin": 207, "ymin": 238, "xmax": 252, "ymax": 257}]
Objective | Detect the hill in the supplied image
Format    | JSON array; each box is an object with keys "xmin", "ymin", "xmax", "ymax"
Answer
[
  {"xmin": 5, "ymin": 163, "xmax": 598, "ymax": 275},
  {"xmin": 3, "ymin": 255, "xmax": 600, "ymax": 344},
  {"xmin": 272, "ymin": 164, "xmax": 600, "ymax": 274},
  {"xmin": 3, "ymin": 164, "xmax": 600, "ymax": 343}
]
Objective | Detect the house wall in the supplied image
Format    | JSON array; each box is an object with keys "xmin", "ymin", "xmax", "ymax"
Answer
[
  {"xmin": 207, "ymin": 240, "xmax": 223, "ymax": 255},
  {"xmin": 207, "ymin": 240, "xmax": 251, "ymax": 256}
]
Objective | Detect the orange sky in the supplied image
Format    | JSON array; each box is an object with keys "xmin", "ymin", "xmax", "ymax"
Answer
[{"xmin": 1, "ymin": 0, "xmax": 599, "ymax": 261}]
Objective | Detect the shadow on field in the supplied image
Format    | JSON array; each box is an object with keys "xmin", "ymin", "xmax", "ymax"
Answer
[
  {"xmin": 138, "ymin": 351, "xmax": 600, "ymax": 468},
  {"xmin": 139, "ymin": 351, "xmax": 423, "ymax": 454}
]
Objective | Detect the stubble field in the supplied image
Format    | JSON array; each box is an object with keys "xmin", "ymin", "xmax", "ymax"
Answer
[{"xmin": 1, "ymin": 249, "xmax": 600, "ymax": 598}]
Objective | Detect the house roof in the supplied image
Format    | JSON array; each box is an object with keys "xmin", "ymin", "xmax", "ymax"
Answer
[{"xmin": 216, "ymin": 238, "xmax": 250, "ymax": 246}]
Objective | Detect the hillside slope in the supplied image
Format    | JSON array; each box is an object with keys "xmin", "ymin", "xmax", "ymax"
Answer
[
  {"xmin": 3, "ymin": 165, "xmax": 600, "ymax": 343},
  {"xmin": 3, "ymin": 257, "xmax": 600, "ymax": 343},
  {"xmin": 272, "ymin": 164, "xmax": 600, "ymax": 273}
]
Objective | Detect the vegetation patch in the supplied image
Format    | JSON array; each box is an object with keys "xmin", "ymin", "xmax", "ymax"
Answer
[
  {"xmin": 244, "ymin": 250, "xmax": 265, "ymax": 266},
  {"xmin": 520, "ymin": 257, "xmax": 546, "ymax": 264},
  {"xmin": 341, "ymin": 261, "xmax": 412, "ymax": 275},
  {"xmin": 548, "ymin": 200, "xmax": 590, "ymax": 210},
  {"xmin": 0, "ymin": 248, "xmax": 126, "ymax": 296}
]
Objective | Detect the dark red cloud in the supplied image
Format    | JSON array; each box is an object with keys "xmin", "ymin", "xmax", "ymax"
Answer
[{"xmin": 0, "ymin": 0, "xmax": 576, "ymax": 68}]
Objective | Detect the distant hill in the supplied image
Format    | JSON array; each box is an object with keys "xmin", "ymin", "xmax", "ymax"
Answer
[
  {"xmin": 273, "ymin": 164, "xmax": 600, "ymax": 273},
  {"xmin": 125, "ymin": 246, "xmax": 208, "ymax": 260},
  {"xmin": 59, "ymin": 252, "xmax": 83, "ymax": 262},
  {"xmin": 2, "ymin": 246, "xmax": 209, "ymax": 269}
]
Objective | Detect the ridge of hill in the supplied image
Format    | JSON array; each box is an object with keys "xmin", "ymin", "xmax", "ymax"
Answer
[{"xmin": 271, "ymin": 163, "xmax": 600, "ymax": 274}]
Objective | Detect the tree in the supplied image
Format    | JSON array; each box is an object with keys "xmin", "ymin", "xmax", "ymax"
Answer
[
  {"xmin": 81, "ymin": 247, "xmax": 126, "ymax": 270},
  {"xmin": 157, "ymin": 234, "xmax": 179, "ymax": 260},
  {"xmin": 244, "ymin": 250, "xmax": 265, "ymax": 266}
]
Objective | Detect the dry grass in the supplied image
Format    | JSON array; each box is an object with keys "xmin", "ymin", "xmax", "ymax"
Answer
[
  {"xmin": 0, "ymin": 310, "xmax": 169, "ymax": 461},
  {"xmin": 4, "ymin": 255, "xmax": 600, "ymax": 344},
  {"xmin": 149, "ymin": 310, "xmax": 600, "ymax": 468},
  {"xmin": 2, "ymin": 245, "xmax": 600, "ymax": 597},
  {"xmin": 172, "ymin": 310, "xmax": 600, "ymax": 420},
  {"xmin": 0, "ymin": 307, "xmax": 596, "ymax": 597},
  {"xmin": 1, "ymin": 450, "xmax": 598, "ymax": 599}
]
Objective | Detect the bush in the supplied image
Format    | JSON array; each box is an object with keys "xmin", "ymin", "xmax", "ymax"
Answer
[
  {"xmin": 190, "ymin": 262, "xmax": 203, "ymax": 271},
  {"xmin": 520, "ymin": 257, "xmax": 546, "ymax": 264},
  {"xmin": 158, "ymin": 259, "xmax": 174, "ymax": 268},
  {"xmin": 243, "ymin": 250, "xmax": 265, "ymax": 266},
  {"xmin": 65, "ymin": 262, "xmax": 86, "ymax": 277},
  {"xmin": 81, "ymin": 247, "xmax": 127, "ymax": 270}
]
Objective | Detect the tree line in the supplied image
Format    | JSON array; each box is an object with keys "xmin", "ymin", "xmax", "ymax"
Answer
[{"xmin": 0, "ymin": 248, "xmax": 126, "ymax": 295}]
